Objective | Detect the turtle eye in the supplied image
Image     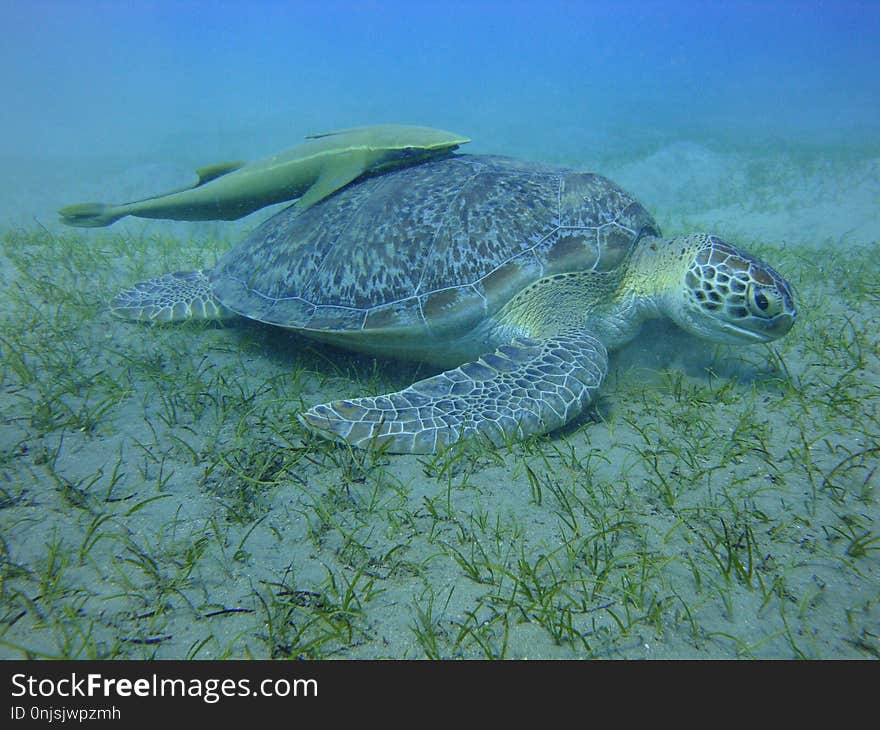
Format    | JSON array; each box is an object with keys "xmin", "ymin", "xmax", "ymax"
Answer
[{"xmin": 746, "ymin": 283, "xmax": 783, "ymax": 318}]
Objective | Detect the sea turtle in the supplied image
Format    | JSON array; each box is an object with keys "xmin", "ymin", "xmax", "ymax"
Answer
[
  {"xmin": 112, "ymin": 154, "xmax": 797, "ymax": 454},
  {"xmin": 59, "ymin": 124, "xmax": 469, "ymax": 227}
]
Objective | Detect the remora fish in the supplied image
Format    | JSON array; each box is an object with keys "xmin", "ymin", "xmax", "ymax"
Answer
[{"xmin": 58, "ymin": 124, "xmax": 470, "ymax": 227}]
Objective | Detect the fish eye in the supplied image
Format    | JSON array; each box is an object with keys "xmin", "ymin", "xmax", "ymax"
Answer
[{"xmin": 746, "ymin": 283, "xmax": 781, "ymax": 317}]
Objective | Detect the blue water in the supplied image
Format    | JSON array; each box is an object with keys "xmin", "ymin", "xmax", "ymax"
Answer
[{"xmin": 3, "ymin": 0, "xmax": 878, "ymax": 170}]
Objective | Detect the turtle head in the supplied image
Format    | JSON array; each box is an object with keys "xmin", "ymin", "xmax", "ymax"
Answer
[{"xmin": 660, "ymin": 233, "xmax": 796, "ymax": 344}]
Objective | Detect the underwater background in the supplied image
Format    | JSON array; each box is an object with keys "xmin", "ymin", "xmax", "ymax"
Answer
[
  {"xmin": 2, "ymin": 0, "xmax": 878, "ymax": 230},
  {"xmin": 0, "ymin": 0, "xmax": 878, "ymax": 659}
]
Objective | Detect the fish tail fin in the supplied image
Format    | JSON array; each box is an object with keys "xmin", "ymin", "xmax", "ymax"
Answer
[{"xmin": 58, "ymin": 202, "xmax": 125, "ymax": 228}]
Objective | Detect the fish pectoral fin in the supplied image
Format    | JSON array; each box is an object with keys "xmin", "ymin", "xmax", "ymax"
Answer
[
  {"xmin": 194, "ymin": 161, "xmax": 245, "ymax": 186},
  {"xmin": 294, "ymin": 158, "xmax": 366, "ymax": 210}
]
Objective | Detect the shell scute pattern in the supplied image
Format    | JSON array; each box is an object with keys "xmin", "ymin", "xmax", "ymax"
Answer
[
  {"xmin": 417, "ymin": 284, "xmax": 487, "ymax": 333},
  {"xmin": 211, "ymin": 156, "xmax": 658, "ymax": 334}
]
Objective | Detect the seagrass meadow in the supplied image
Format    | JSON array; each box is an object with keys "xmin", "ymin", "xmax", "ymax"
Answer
[{"xmin": 1, "ymin": 144, "xmax": 878, "ymax": 659}]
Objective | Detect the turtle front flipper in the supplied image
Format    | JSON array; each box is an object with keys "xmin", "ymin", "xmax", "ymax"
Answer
[
  {"xmin": 299, "ymin": 329, "xmax": 608, "ymax": 454},
  {"xmin": 111, "ymin": 270, "xmax": 236, "ymax": 322}
]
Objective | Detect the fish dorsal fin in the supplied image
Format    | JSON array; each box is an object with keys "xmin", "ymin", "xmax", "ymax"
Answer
[
  {"xmin": 194, "ymin": 161, "xmax": 245, "ymax": 186},
  {"xmin": 303, "ymin": 128, "xmax": 355, "ymax": 140}
]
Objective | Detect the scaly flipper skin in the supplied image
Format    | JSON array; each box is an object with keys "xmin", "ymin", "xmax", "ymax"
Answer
[
  {"xmin": 110, "ymin": 270, "xmax": 235, "ymax": 322},
  {"xmin": 298, "ymin": 330, "xmax": 608, "ymax": 454}
]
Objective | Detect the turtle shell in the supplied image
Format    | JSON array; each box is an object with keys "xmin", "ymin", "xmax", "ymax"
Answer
[{"xmin": 211, "ymin": 155, "xmax": 659, "ymax": 336}]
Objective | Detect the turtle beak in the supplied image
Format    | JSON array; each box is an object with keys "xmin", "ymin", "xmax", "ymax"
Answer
[
  {"xmin": 722, "ymin": 309, "xmax": 796, "ymax": 343},
  {"xmin": 771, "ymin": 308, "xmax": 797, "ymax": 336}
]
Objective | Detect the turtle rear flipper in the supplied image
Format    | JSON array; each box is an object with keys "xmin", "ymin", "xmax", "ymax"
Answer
[
  {"xmin": 111, "ymin": 270, "xmax": 235, "ymax": 323},
  {"xmin": 298, "ymin": 329, "xmax": 608, "ymax": 454}
]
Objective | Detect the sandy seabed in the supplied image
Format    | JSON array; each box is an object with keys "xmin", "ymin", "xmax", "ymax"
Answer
[{"xmin": 0, "ymin": 140, "xmax": 878, "ymax": 659}]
